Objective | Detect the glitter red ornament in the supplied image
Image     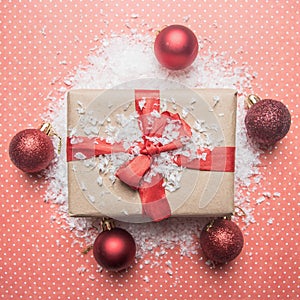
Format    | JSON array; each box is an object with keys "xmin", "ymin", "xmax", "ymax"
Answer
[
  {"xmin": 200, "ymin": 218, "xmax": 244, "ymax": 265},
  {"xmin": 93, "ymin": 218, "xmax": 136, "ymax": 272},
  {"xmin": 9, "ymin": 123, "xmax": 60, "ymax": 173},
  {"xmin": 154, "ymin": 24, "xmax": 198, "ymax": 70},
  {"xmin": 245, "ymin": 94, "xmax": 291, "ymax": 149}
]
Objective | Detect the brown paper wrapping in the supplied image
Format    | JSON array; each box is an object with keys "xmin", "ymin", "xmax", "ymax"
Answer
[{"xmin": 67, "ymin": 89, "xmax": 237, "ymax": 221}]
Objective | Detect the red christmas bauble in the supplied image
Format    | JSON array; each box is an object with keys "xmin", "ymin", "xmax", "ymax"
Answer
[
  {"xmin": 154, "ymin": 24, "xmax": 198, "ymax": 70},
  {"xmin": 93, "ymin": 228, "xmax": 136, "ymax": 272},
  {"xmin": 200, "ymin": 219, "xmax": 244, "ymax": 264},
  {"xmin": 245, "ymin": 98, "xmax": 291, "ymax": 149},
  {"xmin": 9, "ymin": 129, "xmax": 55, "ymax": 173}
]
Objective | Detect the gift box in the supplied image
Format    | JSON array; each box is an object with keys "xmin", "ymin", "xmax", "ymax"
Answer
[{"xmin": 67, "ymin": 88, "xmax": 237, "ymax": 222}]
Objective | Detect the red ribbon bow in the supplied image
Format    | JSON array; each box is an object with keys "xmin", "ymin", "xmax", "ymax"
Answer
[{"xmin": 67, "ymin": 90, "xmax": 235, "ymax": 221}]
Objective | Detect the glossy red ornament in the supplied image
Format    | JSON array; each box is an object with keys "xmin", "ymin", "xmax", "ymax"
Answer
[
  {"xmin": 9, "ymin": 127, "xmax": 55, "ymax": 173},
  {"xmin": 154, "ymin": 24, "xmax": 198, "ymax": 70},
  {"xmin": 93, "ymin": 219, "xmax": 136, "ymax": 272},
  {"xmin": 245, "ymin": 94, "xmax": 291, "ymax": 149},
  {"xmin": 200, "ymin": 218, "xmax": 244, "ymax": 264}
]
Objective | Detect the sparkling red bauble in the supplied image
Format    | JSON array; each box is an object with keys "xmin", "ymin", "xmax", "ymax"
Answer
[
  {"xmin": 200, "ymin": 219, "xmax": 244, "ymax": 264},
  {"xmin": 93, "ymin": 228, "xmax": 136, "ymax": 272},
  {"xmin": 9, "ymin": 129, "xmax": 55, "ymax": 173},
  {"xmin": 154, "ymin": 24, "xmax": 198, "ymax": 70},
  {"xmin": 245, "ymin": 99, "xmax": 291, "ymax": 149}
]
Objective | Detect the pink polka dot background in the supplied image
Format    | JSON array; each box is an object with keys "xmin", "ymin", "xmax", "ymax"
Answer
[{"xmin": 1, "ymin": 1, "xmax": 299, "ymax": 299}]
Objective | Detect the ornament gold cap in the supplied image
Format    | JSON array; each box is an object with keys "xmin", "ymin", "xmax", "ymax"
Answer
[
  {"xmin": 155, "ymin": 25, "xmax": 168, "ymax": 35},
  {"xmin": 205, "ymin": 219, "xmax": 215, "ymax": 232},
  {"xmin": 246, "ymin": 94, "xmax": 261, "ymax": 108},
  {"xmin": 39, "ymin": 122, "xmax": 53, "ymax": 135},
  {"xmin": 223, "ymin": 214, "xmax": 232, "ymax": 220},
  {"xmin": 206, "ymin": 215, "xmax": 232, "ymax": 232},
  {"xmin": 39, "ymin": 122, "xmax": 62, "ymax": 154},
  {"xmin": 101, "ymin": 217, "xmax": 115, "ymax": 231}
]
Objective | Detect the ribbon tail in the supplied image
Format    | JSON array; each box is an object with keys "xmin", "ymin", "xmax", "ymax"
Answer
[
  {"xmin": 116, "ymin": 155, "xmax": 152, "ymax": 190},
  {"xmin": 174, "ymin": 146, "xmax": 235, "ymax": 172},
  {"xmin": 138, "ymin": 174, "xmax": 171, "ymax": 222}
]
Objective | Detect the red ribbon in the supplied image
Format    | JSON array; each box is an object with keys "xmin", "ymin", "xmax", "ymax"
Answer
[{"xmin": 67, "ymin": 90, "xmax": 235, "ymax": 221}]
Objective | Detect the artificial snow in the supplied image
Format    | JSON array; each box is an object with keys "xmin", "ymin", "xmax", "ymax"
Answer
[{"xmin": 42, "ymin": 33, "xmax": 261, "ymax": 268}]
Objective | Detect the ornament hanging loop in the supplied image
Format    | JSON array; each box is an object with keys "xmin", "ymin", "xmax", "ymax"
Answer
[
  {"xmin": 39, "ymin": 122, "xmax": 62, "ymax": 155},
  {"xmin": 246, "ymin": 94, "xmax": 261, "ymax": 108},
  {"xmin": 234, "ymin": 206, "xmax": 247, "ymax": 218},
  {"xmin": 205, "ymin": 219, "xmax": 215, "ymax": 232}
]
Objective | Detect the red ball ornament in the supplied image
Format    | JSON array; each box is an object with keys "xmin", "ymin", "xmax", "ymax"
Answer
[
  {"xmin": 200, "ymin": 218, "xmax": 244, "ymax": 265},
  {"xmin": 154, "ymin": 24, "xmax": 198, "ymax": 70},
  {"xmin": 245, "ymin": 94, "xmax": 291, "ymax": 149},
  {"xmin": 93, "ymin": 219, "xmax": 136, "ymax": 272},
  {"xmin": 9, "ymin": 124, "xmax": 56, "ymax": 173}
]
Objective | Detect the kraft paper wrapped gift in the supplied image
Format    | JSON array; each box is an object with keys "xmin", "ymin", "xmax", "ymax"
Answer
[{"xmin": 67, "ymin": 89, "xmax": 237, "ymax": 222}]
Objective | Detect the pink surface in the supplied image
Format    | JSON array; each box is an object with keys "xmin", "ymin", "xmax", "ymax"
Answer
[{"xmin": 1, "ymin": 1, "xmax": 299, "ymax": 299}]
